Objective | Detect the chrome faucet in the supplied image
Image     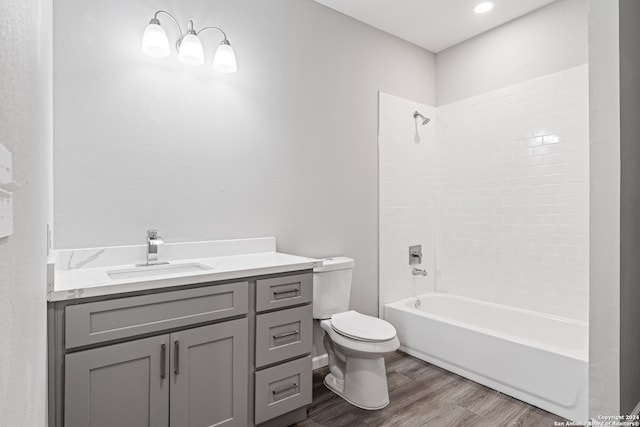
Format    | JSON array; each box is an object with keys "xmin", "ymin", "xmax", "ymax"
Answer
[
  {"xmin": 145, "ymin": 229, "xmax": 167, "ymax": 266},
  {"xmin": 412, "ymin": 268, "xmax": 428, "ymax": 276}
]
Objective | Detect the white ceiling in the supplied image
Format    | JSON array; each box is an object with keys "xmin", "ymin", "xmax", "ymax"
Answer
[{"xmin": 313, "ymin": 0, "xmax": 557, "ymax": 53}]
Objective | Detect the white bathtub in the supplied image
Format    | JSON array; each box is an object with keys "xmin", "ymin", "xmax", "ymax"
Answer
[{"xmin": 384, "ymin": 292, "xmax": 588, "ymax": 421}]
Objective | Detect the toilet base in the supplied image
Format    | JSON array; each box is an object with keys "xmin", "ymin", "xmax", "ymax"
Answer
[
  {"xmin": 320, "ymin": 318, "xmax": 399, "ymax": 411},
  {"xmin": 323, "ymin": 373, "xmax": 390, "ymax": 410}
]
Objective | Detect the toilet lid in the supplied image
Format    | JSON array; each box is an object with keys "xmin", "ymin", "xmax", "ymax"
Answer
[{"xmin": 331, "ymin": 310, "xmax": 397, "ymax": 342}]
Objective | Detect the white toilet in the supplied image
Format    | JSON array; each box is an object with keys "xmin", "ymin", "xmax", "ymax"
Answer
[{"xmin": 313, "ymin": 257, "xmax": 400, "ymax": 410}]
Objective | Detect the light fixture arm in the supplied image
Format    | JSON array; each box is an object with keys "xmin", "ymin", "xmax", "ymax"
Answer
[
  {"xmin": 153, "ymin": 10, "xmax": 184, "ymax": 40},
  {"xmin": 149, "ymin": 11, "xmax": 229, "ymax": 43},
  {"xmin": 197, "ymin": 26, "xmax": 229, "ymax": 42}
]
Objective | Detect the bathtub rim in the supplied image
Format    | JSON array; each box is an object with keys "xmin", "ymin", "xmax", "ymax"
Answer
[{"xmin": 385, "ymin": 291, "xmax": 588, "ymax": 362}]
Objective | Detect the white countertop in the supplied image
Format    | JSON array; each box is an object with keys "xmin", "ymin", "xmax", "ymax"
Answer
[{"xmin": 48, "ymin": 251, "xmax": 321, "ymax": 302}]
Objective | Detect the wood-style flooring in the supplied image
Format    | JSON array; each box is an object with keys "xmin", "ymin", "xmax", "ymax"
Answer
[{"xmin": 296, "ymin": 351, "xmax": 565, "ymax": 427}]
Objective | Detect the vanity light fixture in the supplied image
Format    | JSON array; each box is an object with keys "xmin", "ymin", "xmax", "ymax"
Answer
[
  {"xmin": 474, "ymin": 2, "xmax": 494, "ymax": 14},
  {"xmin": 141, "ymin": 10, "xmax": 237, "ymax": 73}
]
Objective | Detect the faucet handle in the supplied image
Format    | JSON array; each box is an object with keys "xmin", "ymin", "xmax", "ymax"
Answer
[{"xmin": 409, "ymin": 245, "xmax": 423, "ymax": 265}]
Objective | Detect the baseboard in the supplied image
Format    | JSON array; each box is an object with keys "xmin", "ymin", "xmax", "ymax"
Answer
[
  {"xmin": 312, "ymin": 354, "xmax": 328, "ymax": 370},
  {"xmin": 632, "ymin": 400, "xmax": 640, "ymax": 416}
]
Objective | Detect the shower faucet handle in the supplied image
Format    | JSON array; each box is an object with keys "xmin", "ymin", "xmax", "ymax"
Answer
[{"xmin": 409, "ymin": 245, "xmax": 422, "ymax": 265}]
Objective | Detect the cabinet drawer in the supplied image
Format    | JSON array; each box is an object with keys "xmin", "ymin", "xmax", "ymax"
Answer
[
  {"xmin": 255, "ymin": 305, "xmax": 312, "ymax": 368},
  {"xmin": 65, "ymin": 282, "xmax": 248, "ymax": 349},
  {"xmin": 254, "ymin": 356, "xmax": 312, "ymax": 425},
  {"xmin": 255, "ymin": 273, "xmax": 312, "ymax": 313}
]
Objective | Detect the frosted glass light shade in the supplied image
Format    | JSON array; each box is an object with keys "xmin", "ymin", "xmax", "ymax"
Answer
[
  {"xmin": 141, "ymin": 21, "xmax": 170, "ymax": 57},
  {"xmin": 178, "ymin": 33, "xmax": 205, "ymax": 65},
  {"xmin": 213, "ymin": 40, "xmax": 237, "ymax": 73}
]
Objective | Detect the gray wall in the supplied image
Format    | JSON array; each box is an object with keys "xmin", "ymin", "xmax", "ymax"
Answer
[
  {"xmin": 589, "ymin": 0, "xmax": 621, "ymax": 418},
  {"xmin": 436, "ymin": 0, "xmax": 588, "ymax": 106},
  {"xmin": 0, "ymin": 0, "xmax": 52, "ymax": 424},
  {"xmin": 52, "ymin": 0, "xmax": 436, "ymax": 316},
  {"xmin": 619, "ymin": 0, "xmax": 640, "ymax": 415}
]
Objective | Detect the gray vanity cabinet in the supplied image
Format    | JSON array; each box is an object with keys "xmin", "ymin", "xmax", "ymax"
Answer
[
  {"xmin": 64, "ymin": 319, "xmax": 248, "ymax": 427},
  {"xmin": 254, "ymin": 274, "xmax": 313, "ymax": 425},
  {"xmin": 49, "ymin": 272, "xmax": 313, "ymax": 427},
  {"xmin": 170, "ymin": 318, "xmax": 248, "ymax": 427},
  {"xmin": 64, "ymin": 334, "xmax": 170, "ymax": 427}
]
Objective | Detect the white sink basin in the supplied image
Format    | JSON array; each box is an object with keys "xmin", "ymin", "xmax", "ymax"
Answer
[{"xmin": 107, "ymin": 263, "xmax": 212, "ymax": 280}]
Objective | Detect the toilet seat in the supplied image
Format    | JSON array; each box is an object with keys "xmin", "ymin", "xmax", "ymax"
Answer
[
  {"xmin": 321, "ymin": 319, "xmax": 400, "ymax": 355},
  {"xmin": 331, "ymin": 310, "xmax": 397, "ymax": 342}
]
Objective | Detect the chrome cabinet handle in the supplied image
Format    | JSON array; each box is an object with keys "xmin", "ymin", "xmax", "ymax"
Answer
[
  {"xmin": 160, "ymin": 344, "xmax": 166, "ymax": 380},
  {"xmin": 174, "ymin": 340, "xmax": 180, "ymax": 375},
  {"xmin": 273, "ymin": 330, "xmax": 299, "ymax": 340},
  {"xmin": 273, "ymin": 288, "xmax": 300, "ymax": 297},
  {"xmin": 272, "ymin": 383, "xmax": 298, "ymax": 395}
]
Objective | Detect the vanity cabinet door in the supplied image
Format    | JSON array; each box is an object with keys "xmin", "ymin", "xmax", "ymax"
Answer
[
  {"xmin": 170, "ymin": 318, "xmax": 248, "ymax": 427},
  {"xmin": 64, "ymin": 334, "xmax": 170, "ymax": 427}
]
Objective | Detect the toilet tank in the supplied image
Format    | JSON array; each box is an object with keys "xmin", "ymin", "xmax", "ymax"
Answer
[{"xmin": 312, "ymin": 257, "xmax": 355, "ymax": 319}]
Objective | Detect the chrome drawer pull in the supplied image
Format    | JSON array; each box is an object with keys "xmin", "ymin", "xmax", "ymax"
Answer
[
  {"xmin": 272, "ymin": 382, "xmax": 298, "ymax": 395},
  {"xmin": 272, "ymin": 288, "xmax": 300, "ymax": 297},
  {"xmin": 273, "ymin": 330, "xmax": 299, "ymax": 340}
]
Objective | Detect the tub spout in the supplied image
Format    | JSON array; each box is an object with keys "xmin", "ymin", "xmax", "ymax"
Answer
[{"xmin": 412, "ymin": 268, "xmax": 428, "ymax": 276}]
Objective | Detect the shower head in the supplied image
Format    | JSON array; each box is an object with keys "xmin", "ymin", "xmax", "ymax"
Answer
[{"xmin": 413, "ymin": 111, "xmax": 431, "ymax": 126}]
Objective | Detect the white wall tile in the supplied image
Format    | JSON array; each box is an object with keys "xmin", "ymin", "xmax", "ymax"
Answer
[
  {"xmin": 378, "ymin": 92, "xmax": 436, "ymax": 314},
  {"xmin": 380, "ymin": 66, "xmax": 589, "ymax": 321},
  {"xmin": 436, "ymin": 65, "xmax": 589, "ymax": 321}
]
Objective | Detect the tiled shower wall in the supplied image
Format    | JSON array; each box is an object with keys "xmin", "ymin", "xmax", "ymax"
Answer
[
  {"xmin": 436, "ymin": 65, "xmax": 589, "ymax": 321},
  {"xmin": 379, "ymin": 65, "xmax": 589, "ymax": 321},
  {"xmin": 379, "ymin": 92, "xmax": 436, "ymax": 313}
]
